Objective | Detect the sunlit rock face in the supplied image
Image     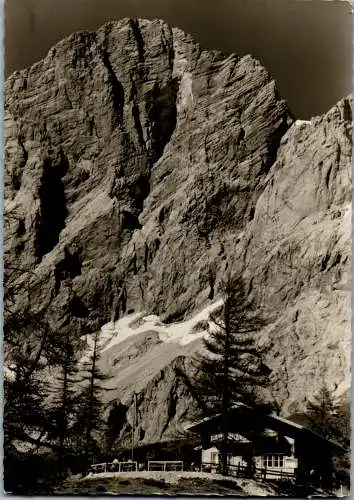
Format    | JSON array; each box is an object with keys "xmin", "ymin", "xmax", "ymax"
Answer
[{"xmin": 4, "ymin": 18, "xmax": 351, "ymax": 446}]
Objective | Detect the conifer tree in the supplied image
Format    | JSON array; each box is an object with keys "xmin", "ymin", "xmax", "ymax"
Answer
[
  {"xmin": 194, "ymin": 272, "xmax": 270, "ymax": 475},
  {"xmin": 304, "ymin": 384, "xmax": 350, "ymax": 488},
  {"xmin": 331, "ymin": 400, "xmax": 350, "ymax": 487},
  {"xmin": 305, "ymin": 383, "xmax": 338, "ymax": 440},
  {"xmin": 74, "ymin": 329, "xmax": 112, "ymax": 474},
  {"xmin": 4, "ymin": 354, "xmax": 47, "ymax": 452},
  {"xmin": 4, "ymin": 300, "xmax": 59, "ymax": 456},
  {"xmin": 46, "ymin": 329, "xmax": 81, "ymax": 477},
  {"xmin": 4, "ymin": 345, "xmax": 51, "ymax": 493}
]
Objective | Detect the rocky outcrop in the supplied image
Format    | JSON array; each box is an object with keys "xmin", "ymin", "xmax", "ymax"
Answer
[
  {"xmin": 4, "ymin": 18, "xmax": 292, "ymax": 329},
  {"xmin": 241, "ymin": 99, "xmax": 352, "ymax": 414},
  {"xmin": 4, "ymin": 18, "xmax": 351, "ymax": 445},
  {"xmin": 113, "ymin": 355, "xmax": 199, "ymax": 448}
]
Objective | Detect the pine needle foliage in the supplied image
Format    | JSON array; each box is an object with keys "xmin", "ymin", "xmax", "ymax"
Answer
[
  {"xmin": 194, "ymin": 272, "xmax": 270, "ymax": 474},
  {"xmin": 195, "ymin": 273, "xmax": 269, "ymax": 413},
  {"xmin": 74, "ymin": 329, "xmax": 113, "ymax": 473}
]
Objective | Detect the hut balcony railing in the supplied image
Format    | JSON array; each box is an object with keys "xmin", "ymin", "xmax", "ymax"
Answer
[{"xmin": 201, "ymin": 462, "xmax": 296, "ymax": 482}]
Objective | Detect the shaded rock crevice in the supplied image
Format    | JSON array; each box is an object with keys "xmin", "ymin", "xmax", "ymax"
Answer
[
  {"xmin": 149, "ymin": 78, "xmax": 179, "ymax": 161},
  {"xmin": 100, "ymin": 46, "xmax": 125, "ymax": 125},
  {"xmin": 54, "ymin": 246, "xmax": 83, "ymax": 293},
  {"xmin": 35, "ymin": 155, "xmax": 69, "ymax": 261},
  {"xmin": 130, "ymin": 18, "xmax": 146, "ymax": 63}
]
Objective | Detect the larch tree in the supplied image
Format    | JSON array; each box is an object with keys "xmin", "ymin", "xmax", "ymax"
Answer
[
  {"xmin": 74, "ymin": 329, "xmax": 112, "ymax": 474},
  {"xmin": 194, "ymin": 271, "xmax": 270, "ymax": 475},
  {"xmin": 305, "ymin": 383, "xmax": 338, "ymax": 440},
  {"xmin": 46, "ymin": 329, "xmax": 81, "ymax": 478},
  {"xmin": 305, "ymin": 384, "xmax": 350, "ymax": 487},
  {"xmin": 3, "ymin": 307, "xmax": 63, "ymax": 493}
]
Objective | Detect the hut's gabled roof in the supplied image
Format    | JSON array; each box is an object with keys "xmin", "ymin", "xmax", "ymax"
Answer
[{"xmin": 184, "ymin": 403, "xmax": 345, "ymax": 453}]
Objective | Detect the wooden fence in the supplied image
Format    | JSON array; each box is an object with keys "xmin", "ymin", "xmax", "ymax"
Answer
[
  {"xmin": 148, "ymin": 461, "xmax": 184, "ymax": 472},
  {"xmin": 201, "ymin": 462, "xmax": 296, "ymax": 482},
  {"xmin": 89, "ymin": 461, "xmax": 138, "ymax": 474},
  {"xmin": 89, "ymin": 460, "xmax": 295, "ymax": 482}
]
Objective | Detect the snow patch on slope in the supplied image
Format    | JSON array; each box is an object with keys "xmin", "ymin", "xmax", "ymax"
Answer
[
  {"xmin": 87, "ymin": 299, "xmax": 224, "ymax": 353},
  {"xmin": 294, "ymin": 119, "xmax": 311, "ymax": 127}
]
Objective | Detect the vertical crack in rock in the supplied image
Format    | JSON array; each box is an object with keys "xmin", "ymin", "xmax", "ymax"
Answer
[
  {"xmin": 131, "ymin": 97, "xmax": 145, "ymax": 148},
  {"xmin": 149, "ymin": 78, "xmax": 179, "ymax": 161},
  {"xmin": 130, "ymin": 18, "xmax": 146, "ymax": 63},
  {"xmin": 100, "ymin": 46, "xmax": 125, "ymax": 125},
  {"xmin": 15, "ymin": 135, "xmax": 28, "ymax": 189}
]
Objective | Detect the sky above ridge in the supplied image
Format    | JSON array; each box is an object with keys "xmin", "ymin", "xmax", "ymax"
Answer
[{"xmin": 5, "ymin": 0, "xmax": 352, "ymax": 119}]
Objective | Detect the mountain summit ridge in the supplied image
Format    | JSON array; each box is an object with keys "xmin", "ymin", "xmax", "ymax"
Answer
[{"xmin": 4, "ymin": 18, "xmax": 351, "ymax": 445}]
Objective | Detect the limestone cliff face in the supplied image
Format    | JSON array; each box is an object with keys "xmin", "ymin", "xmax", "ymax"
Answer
[
  {"xmin": 115, "ymin": 355, "xmax": 199, "ymax": 448},
  {"xmin": 4, "ymin": 18, "xmax": 291, "ymax": 329},
  {"xmin": 242, "ymin": 100, "xmax": 352, "ymax": 414},
  {"xmin": 4, "ymin": 18, "xmax": 351, "ymax": 445}
]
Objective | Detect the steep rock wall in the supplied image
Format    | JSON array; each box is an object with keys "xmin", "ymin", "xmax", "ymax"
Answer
[{"xmin": 4, "ymin": 18, "xmax": 351, "ymax": 444}]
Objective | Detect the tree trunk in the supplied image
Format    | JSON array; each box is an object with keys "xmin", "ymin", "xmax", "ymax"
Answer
[
  {"xmin": 220, "ymin": 296, "xmax": 231, "ymax": 476},
  {"xmin": 84, "ymin": 332, "xmax": 98, "ymax": 474},
  {"xmin": 58, "ymin": 365, "xmax": 68, "ymax": 478}
]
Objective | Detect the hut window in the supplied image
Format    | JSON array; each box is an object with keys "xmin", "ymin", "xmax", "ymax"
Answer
[
  {"xmin": 262, "ymin": 455, "xmax": 284, "ymax": 468},
  {"xmin": 210, "ymin": 452, "xmax": 219, "ymax": 464}
]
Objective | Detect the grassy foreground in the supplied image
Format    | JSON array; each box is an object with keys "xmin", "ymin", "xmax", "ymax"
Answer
[
  {"xmin": 55, "ymin": 471, "xmax": 279, "ymax": 496},
  {"xmin": 55, "ymin": 471, "xmax": 342, "ymax": 497}
]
